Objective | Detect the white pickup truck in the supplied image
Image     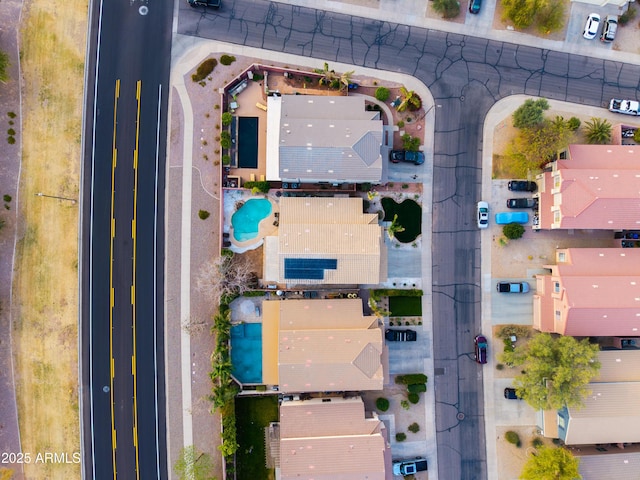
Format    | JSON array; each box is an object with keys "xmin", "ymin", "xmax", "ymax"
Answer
[
  {"xmin": 609, "ymin": 99, "xmax": 640, "ymax": 116},
  {"xmin": 392, "ymin": 458, "xmax": 428, "ymax": 476}
]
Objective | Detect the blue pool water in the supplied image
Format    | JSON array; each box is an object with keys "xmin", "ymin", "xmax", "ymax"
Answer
[
  {"xmin": 230, "ymin": 323, "xmax": 263, "ymax": 384},
  {"xmin": 231, "ymin": 198, "xmax": 272, "ymax": 242}
]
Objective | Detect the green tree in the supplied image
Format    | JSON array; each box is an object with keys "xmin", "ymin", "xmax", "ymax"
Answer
[
  {"xmin": 432, "ymin": 0, "xmax": 460, "ymax": 18},
  {"xmin": 503, "ymin": 223, "xmax": 525, "ymax": 239},
  {"xmin": 397, "ymin": 86, "xmax": 422, "ymax": 112},
  {"xmin": 401, "ymin": 133, "xmax": 421, "ymax": 151},
  {"xmin": 584, "ymin": 117, "xmax": 612, "ymax": 144},
  {"xmin": 375, "ymin": 87, "xmax": 390, "ymax": 102},
  {"xmin": 500, "ymin": 333, "xmax": 600, "ymax": 410},
  {"xmin": 173, "ymin": 445, "xmax": 216, "ymax": 480},
  {"xmin": 339, "ymin": 70, "xmax": 355, "ymax": 90},
  {"xmin": 314, "ymin": 62, "xmax": 337, "ymax": 86},
  {"xmin": 536, "ymin": 0, "xmax": 565, "ymax": 34},
  {"xmin": 520, "ymin": 446, "xmax": 581, "ymax": 480},
  {"xmin": 512, "ymin": 98, "xmax": 550, "ymax": 129},
  {"xmin": 501, "ymin": 0, "xmax": 539, "ymax": 28},
  {"xmin": 387, "ymin": 213, "xmax": 405, "ymax": 240},
  {"xmin": 221, "ymin": 112, "xmax": 233, "ymax": 126},
  {"xmin": 0, "ymin": 50, "xmax": 9, "ymax": 84}
]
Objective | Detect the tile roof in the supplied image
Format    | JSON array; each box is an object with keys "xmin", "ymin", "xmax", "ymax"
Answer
[
  {"xmin": 279, "ymin": 397, "xmax": 389, "ymax": 480},
  {"xmin": 262, "ymin": 298, "xmax": 384, "ymax": 393},
  {"xmin": 266, "ymin": 95, "xmax": 383, "ymax": 183},
  {"xmin": 578, "ymin": 451, "xmax": 640, "ymax": 480}
]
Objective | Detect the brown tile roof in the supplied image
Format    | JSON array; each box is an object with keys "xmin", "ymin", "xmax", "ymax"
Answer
[
  {"xmin": 262, "ymin": 298, "xmax": 384, "ymax": 393},
  {"xmin": 279, "ymin": 397, "xmax": 389, "ymax": 479}
]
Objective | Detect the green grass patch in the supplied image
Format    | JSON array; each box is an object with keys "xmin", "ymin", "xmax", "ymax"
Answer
[
  {"xmin": 389, "ymin": 296, "xmax": 422, "ymax": 316},
  {"xmin": 381, "ymin": 197, "xmax": 421, "ymax": 243},
  {"xmin": 235, "ymin": 396, "xmax": 278, "ymax": 480}
]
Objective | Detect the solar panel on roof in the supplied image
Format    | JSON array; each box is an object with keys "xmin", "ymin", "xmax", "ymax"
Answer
[{"xmin": 284, "ymin": 258, "xmax": 337, "ymax": 280}]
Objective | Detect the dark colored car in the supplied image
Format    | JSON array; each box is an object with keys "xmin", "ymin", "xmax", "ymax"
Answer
[
  {"xmin": 497, "ymin": 281, "xmax": 530, "ymax": 293},
  {"xmin": 385, "ymin": 329, "xmax": 417, "ymax": 342},
  {"xmin": 506, "ymin": 198, "xmax": 537, "ymax": 209},
  {"xmin": 389, "ymin": 150, "xmax": 425, "ymax": 165},
  {"xmin": 508, "ymin": 180, "xmax": 537, "ymax": 192},
  {"xmin": 188, "ymin": 0, "xmax": 221, "ymax": 7},
  {"xmin": 474, "ymin": 334, "xmax": 488, "ymax": 364},
  {"xmin": 504, "ymin": 388, "xmax": 521, "ymax": 400},
  {"xmin": 469, "ymin": 0, "xmax": 482, "ymax": 14}
]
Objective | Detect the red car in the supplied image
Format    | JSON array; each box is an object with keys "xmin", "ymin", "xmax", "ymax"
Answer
[{"xmin": 474, "ymin": 335, "xmax": 488, "ymax": 364}]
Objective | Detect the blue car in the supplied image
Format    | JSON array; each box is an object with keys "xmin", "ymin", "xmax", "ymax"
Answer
[{"xmin": 495, "ymin": 211, "xmax": 529, "ymax": 224}]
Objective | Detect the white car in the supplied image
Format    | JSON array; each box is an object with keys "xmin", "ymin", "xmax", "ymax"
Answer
[
  {"xmin": 583, "ymin": 13, "xmax": 600, "ymax": 39},
  {"xmin": 477, "ymin": 201, "xmax": 489, "ymax": 229}
]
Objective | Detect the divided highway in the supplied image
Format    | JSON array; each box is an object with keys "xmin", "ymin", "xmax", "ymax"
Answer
[{"xmin": 80, "ymin": 0, "xmax": 173, "ymax": 477}]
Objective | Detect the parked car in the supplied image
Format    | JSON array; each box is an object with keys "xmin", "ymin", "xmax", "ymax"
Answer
[
  {"xmin": 385, "ymin": 329, "xmax": 417, "ymax": 342},
  {"xmin": 583, "ymin": 13, "xmax": 600, "ymax": 39},
  {"xmin": 508, "ymin": 180, "xmax": 537, "ymax": 192},
  {"xmin": 495, "ymin": 211, "xmax": 529, "ymax": 224},
  {"xmin": 506, "ymin": 198, "xmax": 537, "ymax": 209},
  {"xmin": 474, "ymin": 335, "xmax": 488, "ymax": 364},
  {"xmin": 188, "ymin": 0, "xmax": 221, "ymax": 7},
  {"xmin": 389, "ymin": 150, "xmax": 425, "ymax": 165},
  {"xmin": 468, "ymin": 0, "xmax": 482, "ymax": 14},
  {"xmin": 504, "ymin": 387, "xmax": 521, "ymax": 400},
  {"xmin": 392, "ymin": 458, "xmax": 428, "ymax": 476},
  {"xmin": 600, "ymin": 15, "xmax": 618, "ymax": 42},
  {"xmin": 477, "ymin": 201, "xmax": 489, "ymax": 229},
  {"xmin": 496, "ymin": 281, "xmax": 530, "ymax": 293}
]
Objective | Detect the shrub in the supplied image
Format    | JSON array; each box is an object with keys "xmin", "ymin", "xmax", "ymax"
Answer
[
  {"xmin": 3, "ymin": 194, "xmax": 12, "ymax": 202},
  {"xmin": 7, "ymin": 128, "xmax": 15, "ymax": 136},
  {"xmin": 567, "ymin": 117, "xmax": 581, "ymax": 131},
  {"xmin": 505, "ymin": 431, "xmax": 521, "ymax": 447},
  {"xmin": 503, "ymin": 222, "xmax": 525, "ymax": 240},
  {"xmin": 619, "ymin": 5, "xmax": 636, "ymax": 25},
  {"xmin": 395, "ymin": 432, "xmax": 406, "ymax": 442},
  {"xmin": 503, "ymin": 337, "xmax": 514, "ymax": 353},
  {"xmin": 242, "ymin": 181, "xmax": 270, "ymax": 193},
  {"xmin": 192, "ymin": 58, "xmax": 217, "ymax": 82},
  {"xmin": 221, "ymin": 112, "xmax": 233, "ymax": 126},
  {"xmin": 512, "ymin": 98, "xmax": 549, "ymax": 129},
  {"xmin": 222, "ymin": 154, "xmax": 231, "ymax": 165},
  {"xmin": 408, "ymin": 383, "xmax": 427, "ymax": 394},
  {"xmin": 401, "ymin": 133, "xmax": 420, "ymax": 151},
  {"xmin": 408, "ymin": 422, "xmax": 420, "ymax": 434},
  {"xmin": 198, "ymin": 210, "xmax": 210, "ymax": 220},
  {"xmin": 432, "ymin": 0, "xmax": 460, "ymax": 18},
  {"xmin": 220, "ymin": 131, "xmax": 232, "ymax": 149},
  {"xmin": 7, "ymin": 136, "xmax": 15, "ymax": 144},
  {"xmin": 220, "ymin": 54, "xmax": 236, "ymax": 66},
  {"xmin": 400, "ymin": 400, "xmax": 410, "ymax": 410},
  {"xmin": 7, "ymin": 111, "xmax": 16, "ymax": 118},
  {"xmin": 496, "ymin": 363, "xmax": 504, "ymax": 370},
  {"xmin": 395, "ymin": 374, "xmax": 428, "ymax": 385},
  {"xmin": 376, "ymin": 397, "xmax": 390, "ymax": 412},
  {"xmin": 497, "ymin": 324, "xmax": 531, "ymax": 340},
  {"xmin": 397, "ymin": 120, "xmax": 405, "ymax": 128},
  {"xmin": 252, "ymin": 73, "xmax": 264, "ymax": 81},
  {"xmin": 408, "ymin": 393, "xmax": 420, "ymax": 404},
  {"xmin": 532, "ymin": 437, "xmax": 544, "ymax": 449},
  {"xmin": 375, "ymin": 87, "xmax": 390, "ymax": 102}
]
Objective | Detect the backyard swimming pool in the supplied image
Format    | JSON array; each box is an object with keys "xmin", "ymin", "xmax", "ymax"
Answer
[
  {"xmin": 231, "ymin": 198, "xmax": 272, "ymax": 242},
  {"xmin": 230, "ymin": 323, "xmax": 263, "ymax": 384}
]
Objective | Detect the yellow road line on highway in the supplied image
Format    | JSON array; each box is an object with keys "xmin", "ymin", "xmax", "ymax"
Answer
[
  {"xmin": 110, "ymin": 78, "xmax": 120, "ymax": 480},
  {"xmin": 131, "ymin": 79, "xmax": 142, "ymax": 480}
]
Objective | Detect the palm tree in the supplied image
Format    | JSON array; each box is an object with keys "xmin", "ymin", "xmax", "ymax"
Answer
[
  {"xmin": 397, "ymin": 86, "xmax": 422, "ymax": 112},
  {"xmin": 339, "ymin": 70, "xmax": 355, "ymax": 90},
  {"xmin": 584, "ymin": 117, "xmax": 612, "ymax": 144},
  {"xmin": 387, "ymin": 214, "xmax": 405, "ymax": 240},
  {"xmin": 314, "ymin": 62, "xmax": 337, "ymax": 86}
]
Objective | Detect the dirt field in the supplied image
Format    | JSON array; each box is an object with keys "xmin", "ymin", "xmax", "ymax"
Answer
[{"xmin": 10, "ymin": 0, "xmax": 87, "ymax": 477}]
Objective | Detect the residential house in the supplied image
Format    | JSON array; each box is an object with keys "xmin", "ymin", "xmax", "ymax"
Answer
[
  {"xmin": 533, "ymin": 248, "xmax": 640, "ymax": 336},
  {"xmin": 540, "ymin": 350, "xmax": 640, "ymax": 445},
  {"xmin": 576, "ymin": 449, "xmax": 640, "ymax": 480},
  {"xmin": 274, "ymin": 396, "xmax": 391, "ymax": 479},
  {"xmin": 265, "ymin": 95, "xmax": 384, "ymax": 184},
  {"xmin": 261, "ymin": 298, "xmax": 384, "ymax": 393},
  {"xmin": 262, "ymin": 197, "xmax": 387, "ymax": 286},
  {"xmin": 534, "ymin": 145, "xmax": 640, "ymax": 230}
]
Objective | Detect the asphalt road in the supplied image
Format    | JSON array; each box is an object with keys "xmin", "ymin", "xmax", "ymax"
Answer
[
  {"xmin": 80, "ymin": 0, "xmax": 172, "ymax": 477},
  {"xmin": 178, "ymin": 3, "xmax": 640, "ymax": 479}
]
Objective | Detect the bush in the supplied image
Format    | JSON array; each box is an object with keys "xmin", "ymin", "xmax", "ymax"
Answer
[
  {"xmin": 397, "ymin": 120, "xmax": 405, "ymax": 128},
  {"xmin": 401, "ymin": 133, "xmax": 420, "ymax": 151},
  {"xmin": 7, "ymin": 136, "xmax": 15, "ymax": 144},
  {"xmin": 567, "ymin": 117, "xmax": 581, "ymax": 131},
  {"xmin": 400, "ymin": 400, "xmax": 410, "ymax": 410},
  {"xmin": 222, "ymin": 154, "xmax": 231, "ymax": 165},
  {"xmin": 3, "ymin": 194, "xmax": 12, "ymax": 202},
  {"xmin": 376, "ymin": 397, "xmax": 390, "ymax": 412},
  {"xmin": 432, "ymin": 0, "xmax": 460, "ymax": 18},
  {"xmin": 496, "ymin": 363, "xmax": 504, "ymax": 370},
  {"xmin": 512, "ymin": 98, "xmax": 549, "ymax": 129},
  {"xmin": 408, "ymin": 393, "xmax": 420, "ymax": 404},
  {"xmin": 192, "ymin": 58, "xmax": 217, "ymax": 82},
  {"xmin": 251, "ymin": 73, "xmax": 264, "ymax": 81},
  {"xmin": 619, "ymin": 5, "xmax": 636, "ymax": 25},
  {"xmin": 503, "ymin": 337, "xmax": 514, "ymax": 353},
  {"xmin": 7, "ymin": 128, "xmax": 15, "ymax": 136},
  {"xmin": 505, "ymin": 431, "xmax": 521, "ymax": 447},
  {"xmin": 395, "ymin": 432, "xmax": 406, "ymax": 442},
  {"xmin": 408, "ymin": 383, "xmax": 427, "ymax": 394},
  {"xmin": 198, "ymin": 210, "xmax": 210, "ymax": 220},
  {"xmin": 395, "ymin": 374, "xmax": 428, "ymax": 385},
  {"xmin": 497, "ymin": 324, "xmax": 531, "ymax": 340},
  {"xmin": 221, "ymin": 112, "xmax": 233, "ymax": 126},
  {"xmin": 375, "ymin": 87, "xmax": 390, "ymax": 102},
  {"xmin": 7, "ymin": 111, "xmax": 16, "ymax": 118},
  {"xmin": 220, "ymin": 131, "xmax": 232, "ymax": 149},
  {"xmin": 503, "ymin": 222, "xmax": 525, "ymax": 240},
  {"xmin": 408, "ymin": 422, "xmax": 420, "ymax": 434},
  {"xmin": 242, "ymin": 181, "xmax": 270, "ymax": 193},
  {"xmin": 532, "ymin": 437, "xmax": 544, "ymax": 448},
  {"xmin": 220, "ymin": 54, "xmax": 236, "ymax": 66}
]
